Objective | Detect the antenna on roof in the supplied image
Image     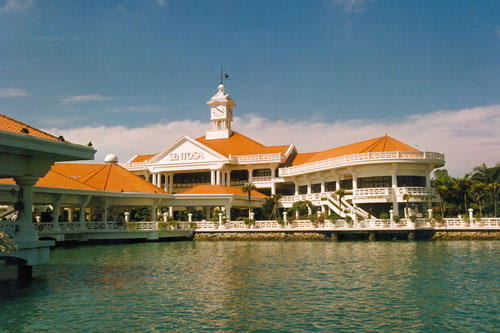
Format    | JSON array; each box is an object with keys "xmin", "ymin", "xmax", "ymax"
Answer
[{"xmin": 218, "ymin": 66, "xmax": 230, "ymax": 85}]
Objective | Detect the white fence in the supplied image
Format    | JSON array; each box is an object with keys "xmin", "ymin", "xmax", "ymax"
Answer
[{"xmin": 2, "ymin": 217, "xmax": 499, "ymax": 239}]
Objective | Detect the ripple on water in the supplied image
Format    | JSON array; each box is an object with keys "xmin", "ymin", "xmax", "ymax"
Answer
[{"xmin": 1, "ymin": 241, "xmax": 499, "ymax": 331}]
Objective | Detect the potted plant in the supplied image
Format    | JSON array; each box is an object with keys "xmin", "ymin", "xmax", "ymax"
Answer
[
  {"xmin": 168, "ymin": 220, "xmax": 178, "ymax": 230},
  {"xmin": 243, "ymin": 217, "xmax": 256, "ymax": 228},
  {"xmin": 309, "ymin": 214, "xmax": 318, "ymax": 228},
  {"xmin": 393, "ymin": 215, "xmax": 401, "ymax": 226},
  {"xmin": 345, "ymin": 215, "xmax": 353, "ymax": 227},
  {"xmin": 157, "ymin": 221, "xmax": 167, "ymax": 230}
]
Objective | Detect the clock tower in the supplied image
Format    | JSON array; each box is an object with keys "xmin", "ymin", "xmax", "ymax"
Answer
[{"xmin": 206, "ymin": 84, "xmax": 236, "ymax": 140}]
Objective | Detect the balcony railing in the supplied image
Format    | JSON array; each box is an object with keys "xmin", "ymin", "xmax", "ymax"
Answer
[
  {"xmin": 252, "ymin": 176, "xmax": 272, "ymax": 182},
  {"xmin": 120, "ymin": 162, "xmax": 146, "ymax": 169},
  {"xmin": 279, "ymin": 151, "xmax": 445, "ymax": 176},
  {"xmin": 230, "ymin": 153, "xmax": 285, "ymax": 164}
]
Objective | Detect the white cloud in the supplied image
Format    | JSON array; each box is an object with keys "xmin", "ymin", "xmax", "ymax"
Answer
[
  {"xmin": 107, "ymin": 106, "xmax": 161, "ymax": 114},
  {"xmin": 44, "ymin": 105, "xmax": 500, "ymax": 177},
  {"xmin": 59, "ymin": 94, "xmax": 114, "ymax": 104},
  {"xmin": 0, "ymin": 0, "xmax": 32, "ymax": 13},
  {"xmin": 331, "ymin": 0, "xmax": 375, "ymax": 12},
  {"xmin": 0, "ymin": 88, "xmax": 29, "ymax": 98}
]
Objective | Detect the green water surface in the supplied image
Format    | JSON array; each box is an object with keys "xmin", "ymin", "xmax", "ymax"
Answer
[{"xmin": 1, "ymin": 240, "xmax": 499, "ymax": 332}]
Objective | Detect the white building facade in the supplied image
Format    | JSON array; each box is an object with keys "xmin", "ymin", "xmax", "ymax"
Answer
[{"xmin": 122, "ymin": 84, "xmax": 445, "ymax": 219}]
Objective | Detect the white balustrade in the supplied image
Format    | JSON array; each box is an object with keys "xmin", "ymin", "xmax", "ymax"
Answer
[
  {"xmin": 232, "ymin": 153, "xmax": 285, "ymax": 164},
  {"xmin": 279, "ymin": 151, "xmax": 445, "ymax": 176},
  {"xmin": 252, "ymin": 176, "xmax": 272, "ymax": 183}
]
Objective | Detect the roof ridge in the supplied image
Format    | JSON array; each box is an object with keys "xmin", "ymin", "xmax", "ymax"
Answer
[
  {"xmin": 360, "ymin": 136, "xmax": 386, "ymax": 153},
  {"xmin": 49, "ymin": 168, "xmax": 100, "ymax": 190},
  {"xmin": 103, "ymin": 164, "xmax": 112, "ymax": 191},
  {"xmin": 0, "ymin": 113, "xmax": 60, "ymax": 140},
  {"xmin": 78, "ymin": 165, "xmax": 107, "ymax": 188}
]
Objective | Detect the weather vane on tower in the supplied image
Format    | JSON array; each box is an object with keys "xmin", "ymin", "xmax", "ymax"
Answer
[{"xmin": 218, "ymin": 66, "xmax": 230, "ymax": 85}]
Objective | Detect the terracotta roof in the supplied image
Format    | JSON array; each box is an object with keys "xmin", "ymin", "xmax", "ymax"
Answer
[
  {"xmin": 177, "ymin": 185, "xmax": 267, "ymax": 197},
  {"xmin": 74, "ymin": 164, "xmax": 166, "ymax": 193},
  {"xmin": 291, "ymin": 135, "xmax": 419, "ymax": 166},
  {"xmin": 196, "ymin": 131, "xmax": 289, "ymax": 157},
  {"xmin": 129, "ymin": 154, "xmax": 156, "ymax": 163},
  {"xmin": 0, "ymin": 170, "xmax": 96, "ymax": 191},
  {"xmin": 51, "ymin": 163, "xmax": 104, "ymax": 180},
  {"xmin": 0, "ymin": 113, "xmax": 60, "ymax": 142}
]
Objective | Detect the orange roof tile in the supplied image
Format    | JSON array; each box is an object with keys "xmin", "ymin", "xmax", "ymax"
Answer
[
  {"xmin": 0, "ymin": 170, "xmax": 97, "ymax": 191},
  {"xmin": 75, "ymin": 164, "xmax": 166, "ymax": 193},
  {"xmin": 0, "ymin": 113, "xmax": 60, "ymax": 142},
  {"xmin": 51, "ymin": 163, "xmax": 104, "ymax": 180},
  {"xmin": 196, "ymin": 132, "xmax": 289, "ymax": 157},
  {"xmin": 177, "ymin": 185, "xmax": 267, "ymax": 197},
  {"xmin": 291, "ymin": 135, "xmax": 419, "ymax": 166},
  {"xmin": 130, "ymin": 154, "xmax": 156, "ymax": 163}
]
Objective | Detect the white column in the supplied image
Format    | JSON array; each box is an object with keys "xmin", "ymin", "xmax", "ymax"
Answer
[
  {"xmin": 169, "ymin": 173, "xmax": 174, "ymax": 193},
  {"xmin": 271, "ymin": 167, "xmax": 276, "ymax": 195},
  {"xmin": 248, "ymin": 168, "xmax": 253, "ymax": 183},
  {"xmin": 169, "ymin": 206, "xmax": 173, "ymax": 218},
  {"xmin": 307, "ymin": 177, "xmax": 311, "ymax": 194},
  {"xmin": 294, "ymin": 181, "xmax": 299, "ymax": 195},
  {"xmin": 352, "ymin": 174, "xmax": 357, "ymax": 191},
  {"xmin": 335, "ymin": 176, "xmax": 340, "ymax": 191},
  {"xmin": 124, "ymin": 212, "xmax": 130, "ymax": 223},
  {"xmin": 225, "ymin": 204, "xmax": 231, "ymax": 221},
  {"xmin": 320, "ymin": 179, "xmax": 325, "ymax": 193},
  {"xmin": 14, "ymin": 176, "xmax": 38, "ymax": 241},
  {"xmin": 164, "ymin": 173, "xmax": 168, "ymax": 191},
  {"xmin": 425, "ymin": 171, "xmax": 431, "ymax": 188},
  {"xmin": 211, "ymin": 170, "xmax": 216, "ymax": 185},
  {"xmin": 152, "ymin": 173, "xmax": 157, "ymax": 186},
  {"xmin": 216, "ymin": 170, "xmax": 221, "ymax": 185}
]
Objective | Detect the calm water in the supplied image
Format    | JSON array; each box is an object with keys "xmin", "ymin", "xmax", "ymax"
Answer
[{"xmin": 1, "ymin": 240, "xmax": 500, "ymax": 332}]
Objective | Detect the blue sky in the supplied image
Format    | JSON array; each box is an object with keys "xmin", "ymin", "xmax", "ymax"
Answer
[{"xmin": 1, "ymin": 0, "xmax": 500, "ymax": 175}]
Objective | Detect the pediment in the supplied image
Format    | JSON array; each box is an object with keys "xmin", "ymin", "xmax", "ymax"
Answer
[{"xmin": 148, "ymin": 135, "xmax": 228, "ymax": 165}]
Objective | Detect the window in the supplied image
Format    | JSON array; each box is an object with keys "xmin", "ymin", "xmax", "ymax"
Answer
[
  {"xmin": 397, "ymin": 176, "xmax": 426, "ymax": 187},
  {"xmin": 340, "ymin": 179, "xmax": 353, "ymax": 190},
  {"xmin": 252, "ymin": 169, "xmax": 271, "ymax": 177},
  {"xmin": 358, "ymin": 176, "xmax": 392, "ymax": 188},
  {"xmin": 311, "ymin": 183, "xmax": 321, "ymax": 193},
  {"xmin": 325, "ymin": 181, "xmax": 336, "ymax": 192},
  {"xmin": 298, "ymin": 185, "xmax": 308, "ymax": 194}
]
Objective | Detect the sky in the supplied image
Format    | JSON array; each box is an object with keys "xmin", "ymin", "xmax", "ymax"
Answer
[{"xmin": 1, "ymin": 0, "xmax": 500, "ymax": 176}]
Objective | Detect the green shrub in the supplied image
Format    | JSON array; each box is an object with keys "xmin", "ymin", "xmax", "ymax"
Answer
[
  {"xmin": 345, "ymin": 216, "xmax": 352, "ymax": 223},
  {"xmin": 168, "ymin": 220, "xmax": 178, "ymax": 229},
  {"xmin": 157, "ymin": 222, "xmax": 167, "ymax": 230},
  {"xmin": 189, "ymin": 222, "xmax": 197, "ymax": 229},
  {"xmin": 409, "ymin": 215, "xmax": 417, "ymax": 223},
  {"xmin": 379, "ymin": 212, "xmax": 389, "ymax": 220},
  {"xmin": 393, "ymin": 215, "xmax": 401, "ymax": 223},
  {"xmin": 128, "ymin": 222, "xmax": 137, "ymax": 231},
  {"xmin": 243, "ymin": 218, "xmax": 256, "ymax": 225}
]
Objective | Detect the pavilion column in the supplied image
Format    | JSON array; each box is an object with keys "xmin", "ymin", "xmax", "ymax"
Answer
[
  {"xmin": 151, "ymin": 206, "xmax": 157, "ymax": 221},
  {"xmin": 294, "ymin": 181, "xmax": 299, "ymax": 195},
  {"xmin": 13, "ymin": 176, "xmax": 38, "ymax": 241},
  {"xmin": 211, "ymin": 170, "xmax": 216, "ymax": 185},
  {"xmin": 68, "ymin": 208, "xmax": 74, "ymax": 222},
  {"xmin": 335, "ymin": 176, "xmax": 340, "ymax": 191},
  {"xmin": 307, "ymin": 178, "xmax": 311, "ymax": 195},
  {"xmin": 205, "ymin": 207, "xmax": 211, "ymax": 220},
  {"xmin": 52, "ymin": 202, "xmax": 61, "ymax": 231},
  {"xmin": 164, "ymin": 173, "xmax": 168, "ymax": 191},
  {"xmin": 425, "ymin": 170, "xmax": 431, "ymax": 188},
  {"xmin": 225, "ymin": 204, "xmax": 231, "ymax": 221},
  {"xmin": 169, "ymin": 206, "xmax": 173, "ymax": 218},
  {"xmin": 391, "ymin": 164, "xmax": 399, "ymax": 217},
  {"xmin": 320, "ymin": 177, "xmax": 325, "ymax": 193},
  {"xmin": 169, "ymin": 173, "xmax": 174, "ymax": 193},
  {"xmin": 248, "ymin": 168, "xmax": 253, "ymax": 184}
]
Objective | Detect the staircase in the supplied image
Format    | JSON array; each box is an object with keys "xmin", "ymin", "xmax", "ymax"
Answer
[{"xmin": 320, "ymin": 193, "xmax": 370, "ymax": 219}]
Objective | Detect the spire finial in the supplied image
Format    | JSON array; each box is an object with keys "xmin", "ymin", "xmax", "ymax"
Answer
[{"xmin": 218, "ymin": 66, "xmax": 230, "ymax": 86}]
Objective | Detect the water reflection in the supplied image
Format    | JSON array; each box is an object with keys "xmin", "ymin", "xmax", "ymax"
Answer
[{"xmin": 1, "ymin": 241, "xmax": 499, "ymax": 331}]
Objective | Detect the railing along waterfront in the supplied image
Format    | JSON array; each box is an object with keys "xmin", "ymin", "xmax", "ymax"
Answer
[
  {"xmin": 279, "ymin": 151, "xmax": 445, "ymax": 176},
  {"xmin": 17, "ymin": 217, "xmax": 500, "ymax": 237}
]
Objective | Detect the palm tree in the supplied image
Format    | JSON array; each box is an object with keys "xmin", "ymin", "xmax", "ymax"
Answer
[
  {"xmin": 470, "ymin": 182, "xmax": 487, "ymax": 218},
  {"xmin": 241, "ymin": 183, "xmax": 257, "ymax": 218},
  {"xmin": 472, "ymin": 163, "xmax": 500, "ymax": 217},
  {"xmin": 402, "ymin": 193, "xmax": 412, "ymax": 217},
  {"xmin": 270, "ymin": 194, "xmax": 283, "ymax": 220},
  {"xmin": 335, "ymin": 188, "xmax": 346, "ymax": 210},
  {"xmin": 434, "ymin": 185, "xmax": 449, "ymax": 218},
  {"xmin": 454, "ymin": 176, "xmax": 472, "ymax": 214}
]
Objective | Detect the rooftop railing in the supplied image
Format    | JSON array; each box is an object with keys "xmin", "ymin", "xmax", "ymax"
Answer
[
  {"xmin": 279, "ymin": 151, "xmax": 445, "ymax": 176},
  {"xmin": 230, "ymin": 153, "xmax": 286, "ymax": 164}
]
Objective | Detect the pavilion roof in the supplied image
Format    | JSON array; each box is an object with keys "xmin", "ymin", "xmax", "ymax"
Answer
[
  {"xmin": 290, "ymin": 135, "xmax": 419, "ymax": 166},
  {"xmin": 195, "ymin": 131, "xmax": 289, "ymax": 157},
  {"xmin": 0, "ymin": 113, "xmax": 61, "ymax": 142}
]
